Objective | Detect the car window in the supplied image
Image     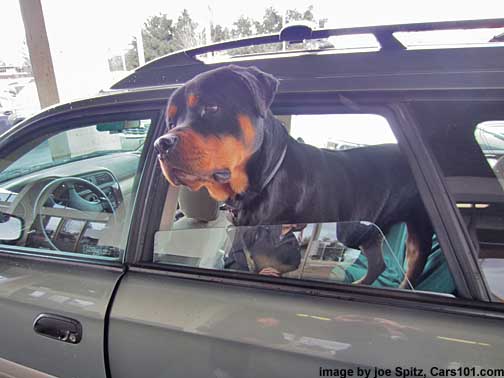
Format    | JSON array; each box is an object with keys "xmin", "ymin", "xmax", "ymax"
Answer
[
  {"xmin": 152, "ymin": 113, "xmax": 456, "ymax": 296},
  {"xmin": 0, "ymin": 120, "xmax": 149, "ymax": 183},
  {"xmin": 0, "ymin": 116, "xmax": 152, "ymax": 261},
  {"xmin": 413, "ymin": 102, "xmax": 504, "ymax": 302}
]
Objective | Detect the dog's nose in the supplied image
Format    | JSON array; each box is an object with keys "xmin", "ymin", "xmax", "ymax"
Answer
[{"xmin": 155, "ymin": 134, "xmax": 179, "ymax": 154}]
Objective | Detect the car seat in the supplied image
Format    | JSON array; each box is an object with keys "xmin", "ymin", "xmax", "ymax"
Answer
[{"xmin": 154, "ymin": 187, "xmax": 229, "ymax": 268}]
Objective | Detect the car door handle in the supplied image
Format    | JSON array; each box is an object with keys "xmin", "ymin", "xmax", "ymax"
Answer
[{"xmin": 33, "ymin": 314, "xmax": 82, "ymax": 344}]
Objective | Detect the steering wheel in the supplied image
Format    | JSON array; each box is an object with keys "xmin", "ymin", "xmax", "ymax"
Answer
[{"xmin": 32, "ymin": 177, "xmax": 116, "ymax": 251}]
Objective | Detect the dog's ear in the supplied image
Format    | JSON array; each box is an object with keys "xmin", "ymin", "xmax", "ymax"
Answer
[{"xmin": 228, "ymin": 65, "xmax": 279, "ymax": 118}]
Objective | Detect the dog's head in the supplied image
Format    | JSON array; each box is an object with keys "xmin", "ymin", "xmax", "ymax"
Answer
[{"xmin": 155, "ymin": 65, "xmax": 279, "ymax": 201}]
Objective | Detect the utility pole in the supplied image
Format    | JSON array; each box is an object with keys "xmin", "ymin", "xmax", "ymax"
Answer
[
  {"xmin": 136, "ymin": 27, "xmax": 146, "ymax": 66},
  {"xmin": 282, "ymin": 9, "xmax": 287, "ymax": 51},
  {"xmin": 20, "ymin": 0, "xmax": 71, "ymax": 161},
  {"xmin": 19, "ymin": 0, "xmax": 59, "ymax": 108},
  {"xmin": 207, "ymin": 5, "xmax": 213, "ymax": 45}
]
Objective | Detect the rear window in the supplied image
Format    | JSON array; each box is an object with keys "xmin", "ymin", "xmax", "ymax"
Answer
[{"xmin": 413, "ymin": 102, "xmax": 504, "ymax": 301}]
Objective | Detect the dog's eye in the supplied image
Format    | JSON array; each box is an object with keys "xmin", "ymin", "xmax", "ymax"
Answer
[
  {"xmin": 167, "ymin": 121, "xmax": 175, "ymax": 130},
  {"xmin": 202, "ymin": 104, "xmax": 220, "ymax": 116}
]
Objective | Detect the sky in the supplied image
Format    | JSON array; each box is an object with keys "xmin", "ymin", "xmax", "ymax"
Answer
[{"xmin": 1, "ymin": 0, "xmax": 503, "ymax": 65}]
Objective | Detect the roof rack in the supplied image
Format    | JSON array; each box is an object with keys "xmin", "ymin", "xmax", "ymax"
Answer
[{"xmin": 111, "ymin": 18, "xmax": 504, "ymax": 90}]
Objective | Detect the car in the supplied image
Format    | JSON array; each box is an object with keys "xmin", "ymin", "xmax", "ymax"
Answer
[
  {"xmin": 0, "ymin": 94, "xmax": 14, "ymax": 134},
  {"xmin": 8, "ymin": 79, "xmax": 40, "ymax": 122},
  {"xmin": 1, "ymin": 18, "xmax": 504, "ymax": 378}
]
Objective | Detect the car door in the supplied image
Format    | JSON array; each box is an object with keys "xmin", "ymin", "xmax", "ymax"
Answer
[
  {"xmin": 108, "ymin": 98, "xmax": 504, "ymax": 378},
  {"xmin": 0, "ymin": 98, "xmax": 162, "ymax": 378}
]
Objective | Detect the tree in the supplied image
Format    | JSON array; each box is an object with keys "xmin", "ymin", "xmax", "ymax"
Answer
[
  {"xmin": 225, "ymin": 6, "xmax": 327, "ymax": 55},
  {"xmin": 122, "ymin": 6, "xmax": 327, "ymax": 71},
  {"xmin": 142, "ymin": 13, "xmax": 176, "ymax": 62},
  {"xmin": 211, "ymin": 24, "xmax": 231, "ymax": 43},
  {"xmin": 232, "ymin": 16, "xmax": 254, "ymax": 39},
  {"xmin": 124, "ymin": 38, "xmax": 139, "ymax": 71},
  {"xmin": 257, "ymin": 7, "xmax": 282, "ymax": 34},
  {"xmin": 285, "ymin": 5, "xmax": 326, "ymax": 27},
  {"xmin": 123, "ymin": 10, "xmax": 202, "ymax": 70},
  {"xmin": 171, "ymin": 9, "xmax": 200, "ymax": 51},
  {"xmin": 225, "ymin": 16, "xmax": 258, "ymax": 55}
]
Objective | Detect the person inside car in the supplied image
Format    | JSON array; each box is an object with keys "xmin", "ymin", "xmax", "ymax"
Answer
[{"xmin": 224, "ymin": 224, "xmax": 305, "ymax": 277}]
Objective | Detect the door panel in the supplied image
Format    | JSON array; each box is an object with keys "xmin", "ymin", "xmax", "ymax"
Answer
[
  {"xmin": 0, "ymin": 357, "xmax": 58, "ymax": 378},
  {"xmin": 0, "ymin": 102, "xmax": 161, "ymax": 377},
  {"xmin": 0, "ymin": 254, "xmax": 122, "ymax": 378},
  {"xmin": 109, "ymin": 271, "xmax": 504, "ymax": 378}
]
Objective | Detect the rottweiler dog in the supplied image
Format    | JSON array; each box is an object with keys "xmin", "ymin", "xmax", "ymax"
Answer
[{"xmin": 155, "ymin": 65, "xmax": 434, "ymax": 288}]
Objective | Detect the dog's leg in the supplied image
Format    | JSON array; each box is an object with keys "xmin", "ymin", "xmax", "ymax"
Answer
[
  {"xmin": 353, "ymin": 236, "xmax": 386, "ymax": 286},
  {"xmin": 399, "ymin": 221, "xmax": 433, "ymax": 289}
]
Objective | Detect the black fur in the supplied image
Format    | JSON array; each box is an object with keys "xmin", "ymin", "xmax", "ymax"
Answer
[{"xmin": 158, "ymin": 65, "xmax": 435, "ymax": 287}]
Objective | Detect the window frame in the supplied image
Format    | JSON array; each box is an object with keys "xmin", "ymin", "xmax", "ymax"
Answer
[
  {"xmin": 128, "ymin": 93, "xmax": 501, "ymax": 312},
  {"xmin": 388, "ymin": 103, "xmax": 487, "ymax": 300},
  {"xmin": 0, "ymin": 100, "xmax": 165, "ymax": 267}
]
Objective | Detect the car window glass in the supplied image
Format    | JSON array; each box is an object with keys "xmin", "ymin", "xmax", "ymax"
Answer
[
  {"xmin": 0, "ymin": 117, "xmax": 152, "ymax": 261},
  {"xmin": 152, "ymin": 113, "xmax": 456, "ymax": 296},
  {"xmin": 472, "ymin": 120, "xmax": 504, "ymax": 300},
  {"xmin": 0, "ymin": 120, "xmax": 148, "ymax": 183},
  {"xmin": 475, "ymin": 121, "xmax": 504, "ymax": 185},
  {"xmin": 413, "ymin": 102, "xmax": 504, "ymax": 302},
  {"xmin": 154, "ymin": 221, "xmax": 417, "ymax": 288}
]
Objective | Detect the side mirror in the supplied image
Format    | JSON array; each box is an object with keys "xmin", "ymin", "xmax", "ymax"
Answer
[{"xmin": 0, "ymin": 213, "xmax": 23, "ymax": 241}]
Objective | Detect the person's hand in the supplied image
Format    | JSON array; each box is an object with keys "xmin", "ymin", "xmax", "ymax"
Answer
[{"xmin": 258, "ymin": 267, "xmax": 281, "ymax": 277}]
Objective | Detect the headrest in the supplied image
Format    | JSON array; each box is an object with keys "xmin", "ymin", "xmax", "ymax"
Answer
[{"xmin": 178, "ymin": 186, "xmax": 219, "ymax": 222}]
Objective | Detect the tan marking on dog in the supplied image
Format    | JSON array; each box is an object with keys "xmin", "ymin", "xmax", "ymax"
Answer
[
  {"xmin": 167, "ymin": 105, "xmax": 177, "ymax": 119},
  {"xmin": 158, "ymin": 156, "xmax": 178, "ymax": 187},
  {"xmin": 187, "ymin": 94, "xmax": 198, "ymax": 108},
  {"xmin": 237, "ymin": 114, "xmax": 256, "ymax": 146}
]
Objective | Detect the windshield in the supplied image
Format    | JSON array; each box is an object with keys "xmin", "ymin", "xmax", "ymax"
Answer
[{"xmin": 0, "ymin": 120, "xmax": 150, "ymax": 183}]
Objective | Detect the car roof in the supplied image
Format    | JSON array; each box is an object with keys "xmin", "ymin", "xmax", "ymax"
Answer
[{"xmin": 111, "ymin": 18, "xmax": 504, "ymax": 93}]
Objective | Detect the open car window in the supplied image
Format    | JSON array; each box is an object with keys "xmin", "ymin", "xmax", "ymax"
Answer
[{"xmin": 151, "ymin": 112, "xmax": 456, "ymax": 297}]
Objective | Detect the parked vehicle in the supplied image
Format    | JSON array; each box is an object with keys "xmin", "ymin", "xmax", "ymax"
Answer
[
  {"xmin": 0, "ymin": 95, "xmax": 14, "ymax": 134},
  {"xmin": 0, "ymin": 19, "xmax": 504, "ymax": 378}
]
